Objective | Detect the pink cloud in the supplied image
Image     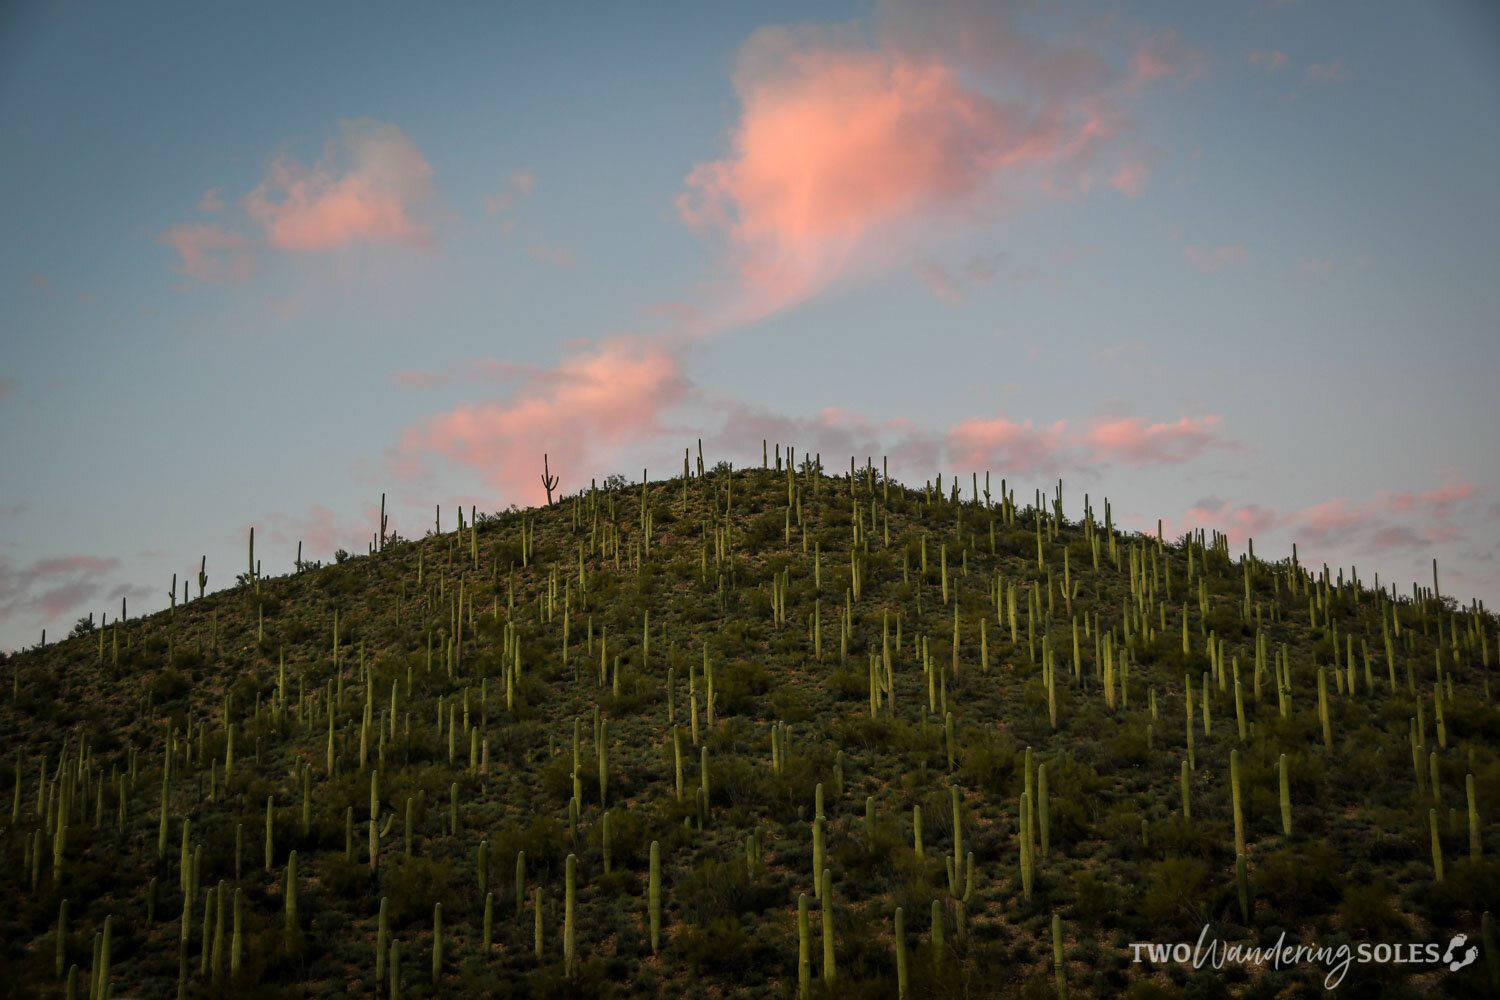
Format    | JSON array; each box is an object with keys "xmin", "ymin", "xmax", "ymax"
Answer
[
  {"xmin": 1248, "ymin": 50, "xmax": 1288, "ymax": 72},
  {"xmin": 1173, "ymin": 497, "xmax": 1279, "ymax": 545},
  {"xmin": 1387, "ymin": 481, "xmax": 1475, "ymax": 515},
  {"xmin": 1298, "ymin": 257, "xmax": 1335, "ymax": 279},
  {"xmin": 398, "ymin": 340, "xmax": 690, "ymax": 505},
  {"xmin": 0, "ymin": 378, "xmax": 13, "ymax": 400},
  {"xmin": 0, "ymin": 553, "xmax": 121, "ymax": 623},
  {"xmin": 1082, "ymin": 415, "xmax": 1232, "ymax": 465},
  {"xmin": 484, "ymin": 169, "xmax": 535, "ymax": 216},
  {"xmin": 677, "ymin": 8, "xmax": 1158, "ymax": 324},
  {"xmin": 946, "ymin": 416, "xmax": 1070, "ymax": 473},
  {"xmin": 914, "ymin": 253, "xmax": 1002, "ymax": 301},
  {"xmin": 245, "ymin": 119, "xmax": 434, "ymax": 252},
  {"xmin": 157, "ymin": 224, "xmax": 256, "ymax": 284},
  {"xmin": 527, "ymin": 244, "xmax": 575, "ymax": 267},
  {"xmin": 1306, "ymin": 60, "xmax": 1350, "ymax": 83},
  {"xmin": 1129, "ymin": 32, "xmax": 1178, "ymax": 84},
  {"xmin": 1183, "ymin": 243, "xmax": 1248, "ymax": 273},
  {"xmin": 1170, "ymin": 480, "xmax": 1487, "ymax": 566},
  {"xmin": 259, "ymin": 505, "xmax": 378, "ymax": 556},
  {"xmin": 709, "ymin": 401, "xmax": 1233, "ymax": 482},
  {"xmin": 392, "ymin": 358, "xmax": 589, "ymax": 392},
  {"xmin": 394, "ymin": 369, "xmax": 451, "ymax": 390},
  {"xmin": 197, "ymin": 188, "xmax": 224, "ymax": 212},
  {"xmin": 1110, "ymin": 160, "xmax": 1148, "ymax": 197}
]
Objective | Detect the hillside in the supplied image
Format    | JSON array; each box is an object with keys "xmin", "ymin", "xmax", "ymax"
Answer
[{"xmin": 2, "ymin": 455, "xmax": 1497, "ymax": 998}]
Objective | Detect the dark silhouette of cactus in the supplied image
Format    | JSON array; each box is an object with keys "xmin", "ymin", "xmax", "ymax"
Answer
[{"xmin": 541, "ymin": 455, "xmax": 559, "ymax": 507}]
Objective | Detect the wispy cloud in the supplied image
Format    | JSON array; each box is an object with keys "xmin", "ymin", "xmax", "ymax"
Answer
[
  {"xmin": 1082, "ymin": 415, "xmax": 1234, "ymax": 466},
  {"xmin": 1306, "ymin": 60, "xmax": 1350, "ymax": 83},
  {"xmin": 245, "ymin": 119, "xmax": 435, "ymax": 252},
  {"xmin": 1183, "ymin": 243, "xmax": 1248, "ymax": 273},
  {"xmin": 1169, "ymin": 480, "xmax": 1484, "ymax": 561},
  {"xmin": 1248, "ymin": 50, "xmax": 1288, "ymax": 72},
  {"xmin": 0, "ymin": 553, "xmax": 121, "ymax": 624},
  {"xmin": 677, "ymin": 0, "xmax": 1180, "ymax": 326},
  {"xmin": 157, "ymin": 224, "xmax": 256, "ymax": 284},
  {"xmin": 159, "ymin": 119, "xmax": 435, "ymax": 284},
  {"xmin": 484, "ymin": 169, "xmax": 536, "ymax": 217},
  {"xmin": 526, "ymin": 243, "xmax": 575, "ymax": 267},
  {"xmin": 396, "ymin": 340, "xmax": 690, "ymax": 505}
]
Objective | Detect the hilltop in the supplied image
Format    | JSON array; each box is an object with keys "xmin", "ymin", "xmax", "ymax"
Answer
[{"xmin": 2, "ymin": 454, "xmax": 1497, "ymax": 998}]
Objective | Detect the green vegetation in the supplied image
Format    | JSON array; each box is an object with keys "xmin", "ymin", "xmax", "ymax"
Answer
[{"xmin": 0, "ymin": 453, "xmax": 1497, "ymax": 996}]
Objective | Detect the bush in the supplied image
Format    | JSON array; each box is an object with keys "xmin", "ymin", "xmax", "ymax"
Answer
[{"xmin": 1140, "ymin": 857, "xmax": 1212, "ymax": 933}]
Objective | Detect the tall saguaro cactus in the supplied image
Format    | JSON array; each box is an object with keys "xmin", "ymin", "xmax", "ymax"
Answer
[{"xmin": 542, "ymin": 455, "xmax": 559, "ymax": 507}]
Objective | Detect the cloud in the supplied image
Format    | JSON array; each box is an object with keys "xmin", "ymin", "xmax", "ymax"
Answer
[
  {"xmin": 484, "ymin": 169, "xmax": 536, "ymax": 216},
  {"xmin": 1298, "ymin": 257, "xmax": 1335, "ymax": 279},
  {"xmin": 677, "ymin": 3, "xmax": 1171, "ymax": 325},
  {"xmin": 1306, "ymin": 60, "xmax": 1350, "ymax": 83},
  {"xmin": 0, "ymin": 553, "xmax": 121, "ymax": 624},
  {"xmin": 1248, "ymin": 50, "xmax": 1288, "ymax": 72},
  {"xmin": 27, "ymin": 271, "xmax": 51, "ymax": 291},
  {"xmin": 258, "ymin": 504, "xmax": 380, "ymax": 557},
  {"xmin": 396, "ymin": 340, "xmax": 691, "ymax": 505},
  {"xmin": 946, "ymin": 416, "xmax": 1071, "ymax": 473},
  {"xmin": 914, "ymin": 252, "xmax": 1002, "ymax": 301},
  {"xmin": 1110, "ymin": 160, "xmax": 1148, "ymax": 197},
  {"xmin": 158, "ymin": 224, "xmax": 256, "ymax": 284},
  {"xmin": 245, "ymin": 119, "xmax": 434, "ymax": 252},
  {"xmin": 391, "ymin": 358, "xmax": 591, "ymax": 392},
  {"xmin": 1183, "ymin": 243, "xmax": 1248, "ymax": 273},
  {"xmin": 1082, "ymin": 415, "xmax": 1234, "ymax": 465},
  {"xmin": 1169, "ymin": 480, "xmax": 1486, "ymax": 562},
  {"xmin": 1387, "ymin": 482, "xmax": 1476, "ymax": 517},
  {"xmin": 197, "ymin": 188, "xmax": 224, "ymax": 212},
  {"xmin": 394, "ymin": 369, "xmax": 451, "ymax": 390},
  {"xmin": 527, "ymin": 244, "xmax": 575, "ymax": 267},
  {"xmin": 0, "ymin": 378, "xmax": 13, "ymax": 400}
]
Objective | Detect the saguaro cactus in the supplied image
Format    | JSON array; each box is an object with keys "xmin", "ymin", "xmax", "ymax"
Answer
[
  {"xmin": 432, "ymin": 902, "xmax": 442, "ymax": 984},
  {"xmin": 797, "ymin": 893, "xmax": 811, "ymax": 999},
  {"xmin": 1469, "ymin": 774, "xmax": 1483, "ymax": 861},
  {"xmin": 541, "ymin": 454, "xmax": 559, "ymax": 506},
  {"xmin": 1230, "ymin": 750, "xmax": 1245, "ymax": 858},
  {"xmin": 1236, "ymin": 853, "xmax": 1250, "ymax": 923},
  {"xmin": 931, "ymin": 899, "xmax": 945, "ymax": 968},
  {"xmin": 1279, "ymin": 755, "xmax": 1292, "ymax": 836},
  {"xmin": 377, "ymin": 897, "xmax": 389, "ymax": 984},
  {"xmin": 649, "ymin": 841, "xmax": 661, "ymax": 954},
  {"xmin": 821, "ymin": 868, "xmax": 835, "ymax": 983},
  {"xmin": 564, "ymin": 853, "xmax": 577, "ymax": 978},
  {"xmin": 1430, "ymin": 808, "xmax": 1444, "ymax": 882},
  {"xmin": 1052, "ymin": 913, "xmax": 1066, "ymax": 998},
  {"xmin": 284, "ymin": 851, "xmax": 298, "ymax": 936},
  {"xmin": 516, "ymin": 851, "xmax": 526, "ymax": 920},
  {"xmin": 894, "ymin": 906, "xmax": 908, "ymax": 1000}
]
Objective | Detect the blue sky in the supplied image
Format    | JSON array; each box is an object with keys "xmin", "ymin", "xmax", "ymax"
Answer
[{"xmin": 2, "ymin": 0, "xmax": 1498, "ymax": 650}]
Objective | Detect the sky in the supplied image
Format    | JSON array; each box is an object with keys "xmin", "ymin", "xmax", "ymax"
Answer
[{"xmin": 2, "ymin": 0, "xmax": 1498, "ymax": 651}]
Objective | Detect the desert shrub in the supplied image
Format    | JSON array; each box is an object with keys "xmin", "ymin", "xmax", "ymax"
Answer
[
  {"xmin": 958, "ymin": 731, "xmax": 1022, "ymax": 796},
  {"xmin": 1140, "ymin": 857, "xmax": 1212, "ymax": 932},
  {"xmin": 1255, "ymin": 841, "xmax": 1344, "ymax": 919},
  {"xmin": 721, "ymin": 657, "xmax": 776, "ymax": 709},
  {"xmin": 1337, "ymin": 880, "xmax": 1408, "ymax": 937},
  {"xmin": 674, "ymin": 858, "xmax": 780, "ymax": 925},
  {"xmin": 381, "ymin": 856, "xmax": 455, "ymax": 926}
]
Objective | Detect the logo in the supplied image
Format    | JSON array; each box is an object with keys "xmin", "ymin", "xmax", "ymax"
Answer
[
  {"xmin": 1444, "ymin": 934, "xmax": 1478, "ymax": 972},
  {"xmin": 1128, "ymin": 925, "xmax": 1482, "ymax": 989}
]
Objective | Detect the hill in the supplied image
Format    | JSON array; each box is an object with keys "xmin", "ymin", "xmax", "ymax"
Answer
[{"xmin": 2, "ymin": 453, "xmax": 1497, "ymax": 997}]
